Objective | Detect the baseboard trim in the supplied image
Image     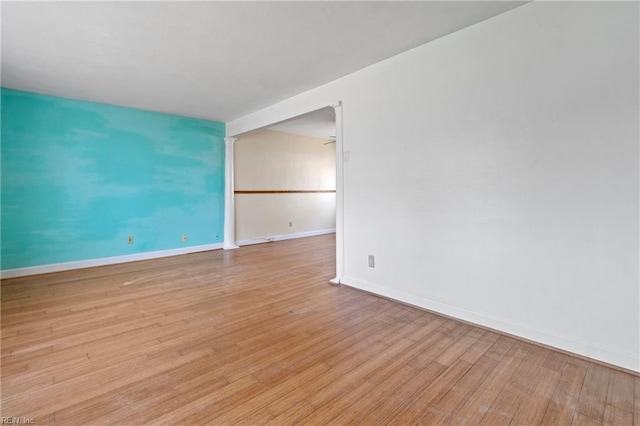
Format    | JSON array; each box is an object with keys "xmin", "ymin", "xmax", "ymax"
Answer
[
  {"xmin": 1, "ymin": 230, "xmax": 335, "ymax": 278},
  {"xmin": 340, "ymin": 275, "xmax": 639, "ymax": 374},
  {"xmin": 0, "ymin": 243, "xmax": 224, "ymax": 279},
  {"xmin": 237, "ymin": 228, "xmax": 336, "ymax": 247}
]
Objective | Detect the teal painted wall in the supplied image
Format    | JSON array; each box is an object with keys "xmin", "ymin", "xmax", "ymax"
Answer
[{"xmin": 1, "ymin": 88, "xmax": 225, "ymax": 270}]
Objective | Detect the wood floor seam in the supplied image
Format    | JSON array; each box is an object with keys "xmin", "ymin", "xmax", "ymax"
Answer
[{"xmin": 1, "ymin": 235, "xmax": 637, "ymax": 425}]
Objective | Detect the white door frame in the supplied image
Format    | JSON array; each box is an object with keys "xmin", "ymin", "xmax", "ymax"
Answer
[
  {"xmin": 223, "ymin": 102, "xmax": 345, "ymax": 284},
  {"xmin": 329, "ymin": 102, "xmax": 344, "ymax": 284}
]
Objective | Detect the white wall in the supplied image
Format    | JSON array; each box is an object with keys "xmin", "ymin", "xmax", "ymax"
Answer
[
  {"xmin": 234, "ymin": 129, "xmax": 336, "ymax": 242},
  {"xmin": 228, "ymin": 2, "xmax": 640, "ymax": 372}
]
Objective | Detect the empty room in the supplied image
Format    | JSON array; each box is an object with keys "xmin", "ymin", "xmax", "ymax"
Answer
[{"xmin": 1, "ymin": 1, "xmax": 639, "ymax": 425}]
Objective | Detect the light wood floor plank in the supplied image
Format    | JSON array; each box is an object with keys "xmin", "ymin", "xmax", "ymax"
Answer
[
  {"xmin": 577, "ymin": 362, "xmax": 613, "ymax": 423},
  {"xmin": 541, "ymin": 357, "xmax": 589, "ymax": 425},
  {"xmin": 1, "ymin": 234, "xmax": 636, "ymax": 425}
]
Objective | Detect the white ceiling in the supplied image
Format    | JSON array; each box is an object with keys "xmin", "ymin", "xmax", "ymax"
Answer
[
  {"xmin": 268, "ymin": 107, "xmax": 336, "ymax": 140},
  {"xmin": 1, "ymin": 1, "xmax": 525, "ymax": 123}
]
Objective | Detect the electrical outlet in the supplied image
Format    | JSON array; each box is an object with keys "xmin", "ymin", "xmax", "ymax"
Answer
[
  {"xmin": 127, "ymin": 236, "xmax": 134, "ymax": 244},
  {"xmin": 182, "ymin": 234, "xmax": 188, "ymax": 243},
  {"xmin": 289, "ymin": 221, "xmax": 293, "ymax": 227},
  {"xmin": 368, "ymin": 255, "xmax": 375, "ymax": 268}
]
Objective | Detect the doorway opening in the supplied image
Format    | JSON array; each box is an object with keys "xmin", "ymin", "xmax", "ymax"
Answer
[{"xmin": 227, "ymin": 104, "xmax": 344, "ymax": 284}]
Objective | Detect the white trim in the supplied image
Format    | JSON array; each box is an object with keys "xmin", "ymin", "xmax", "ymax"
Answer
[
  {"xmin": 0, "ymin": 243, "xmax": 224, "ymax": 279},
  {"xmin": 223, "ymin": 137, "xmax": 239, "ymax": 250},
  {"xmin": 341, "ymin": 275, "xmax": 640, "ymax": 373},
  {"xmin": 237, "ymin": 228, "xmax": 336, "ymax": 247},
  {"xmin": 331, "ymin": 102, "xmax": 345, "ymax": 285}
]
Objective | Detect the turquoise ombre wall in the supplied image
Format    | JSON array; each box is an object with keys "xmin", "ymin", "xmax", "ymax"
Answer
[{"xmin": 1, "ymin": 88, "xmax": 225, "ymax": 270}]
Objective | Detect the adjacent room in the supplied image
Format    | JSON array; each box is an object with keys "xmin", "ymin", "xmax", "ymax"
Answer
[
  {"xmin": 234, "ymin": 108, "xmax": 337, "ymax": 247},
  {"xmin": 1, "ymin": 1, "xmax": 638, "ymax": 424}
]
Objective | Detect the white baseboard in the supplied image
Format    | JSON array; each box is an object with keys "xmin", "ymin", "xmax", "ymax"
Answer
[
  {"xmin": 341, "ymin": 275, "xmax": 639, "ymax": 373},
  {"xmin": 237, "ymin": 228, "xmax": 336, "ymax": 247},
  {"xmin": 1, "ymin": 230, "xmax": 336, "ymax": 279},
  {"xmin": 0, "ymin": 243, "xmax": 224, "ymax": 279}
]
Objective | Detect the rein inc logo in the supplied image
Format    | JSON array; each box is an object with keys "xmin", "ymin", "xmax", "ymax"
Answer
[{"xmin": 1, "ymin": 418, "xmax": 34, "ymax": 424}]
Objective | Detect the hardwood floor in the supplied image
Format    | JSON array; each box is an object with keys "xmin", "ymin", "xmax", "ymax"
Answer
[{"xmin": 1, "ymin": 234, "xmax": 637, "ymax": 425}]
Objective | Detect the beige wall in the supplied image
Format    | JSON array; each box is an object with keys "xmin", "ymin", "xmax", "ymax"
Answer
[{"xmin": 234, "ymin": 129, "xmax": 336, "ymax": 242}]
